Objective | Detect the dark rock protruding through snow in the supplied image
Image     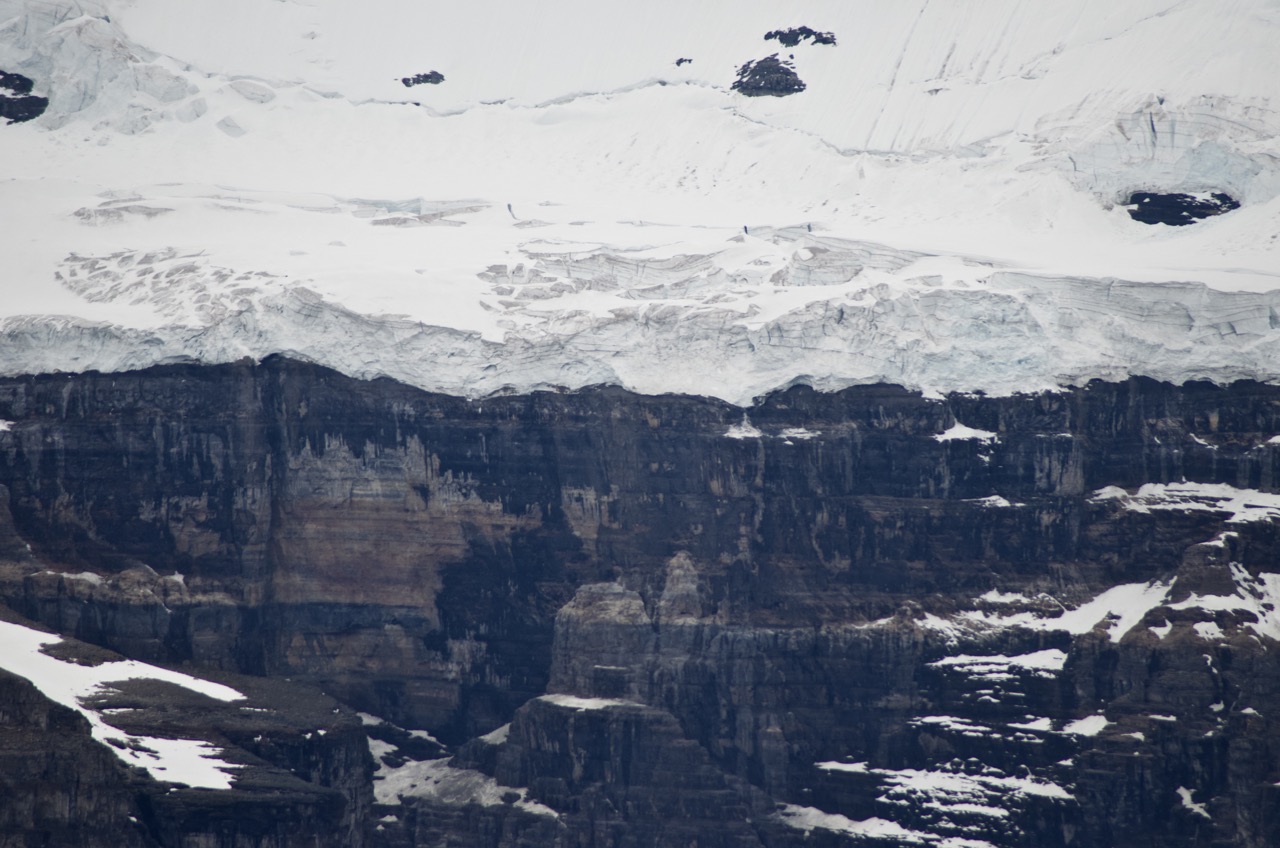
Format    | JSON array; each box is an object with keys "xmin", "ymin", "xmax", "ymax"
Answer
[
  {"xmin": 1126, "ymin": 191, "xmax": 1241, "ymax": 226},
  {"xmin": 0, "ymin": 70, "xmax": 48, "ymax": 124},
  {"xmin": 764, "ymin": 26, "xmax": 837, "ymax": 47},
  {"xmin": 732, "ymin": 54, "xmax": 806, "ymax": 97},
  {"xmin": 400, "ymin": 71, "xmax": 445, "ymax": 87}
]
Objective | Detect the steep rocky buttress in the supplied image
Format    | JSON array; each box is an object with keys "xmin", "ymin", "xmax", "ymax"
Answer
[{"xmin": 0, "ymin": 357, "xmax": 1278, "ymax": 847}]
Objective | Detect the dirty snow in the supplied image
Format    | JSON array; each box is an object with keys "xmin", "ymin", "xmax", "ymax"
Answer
[
  {"xmin": 372, "ymin": 756, "xmax": 556, "ymax": 817},
  {"xmin": 777, "ymin": 805, "xmax": 937, "ymax": 844},
  {"xmin": 724, "ymin": 416, "xmax": 763, "ymax": 440}
]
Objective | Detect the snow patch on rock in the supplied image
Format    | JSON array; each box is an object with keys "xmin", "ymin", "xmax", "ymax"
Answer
[
  {"xmin": 373, "ymin": 756, "xmax": 556, "ymax": 817},
  {"xmin": 724, "ymin": 415, "xmax": 763, "ymax": 440},
  {"xmin": 964, "ymin": 580, "xmax": 1172, "ymax": 642},
  {"xmin": 0, "ymin": 618, "xmax": 244, "ymax": 789},
  {"xmin": 1105, "ymin": 482, "xmax": 1280, "ymax": 524},
  {"xmin": 538, "ymin": 693, "xmax": 644, "ymax": 711},
  {"xmin": 777, "ymin": 805, "xmax": 935, "ymax": 843},
  {"xmin": 1167, "ymin": 562, "xmax": 1280, "ymax": 641},
  {"xmin": 1062, "ymin": 715, "xmax": 1110, "ymax": 737},
  {"xmin": 929, "ymin": 649, "xmax": 1067, "ymax": 681},
  {"xmin": 1176, "ymin": 786, "xmax": 1211, "ymax": 820}
]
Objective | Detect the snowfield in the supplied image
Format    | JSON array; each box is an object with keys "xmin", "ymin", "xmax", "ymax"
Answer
[
  {"xmin": 0, "ymin": 618, "xmax": 245, "ymax": 789},
  {"xmin": 1, "ymin": 0, "xmax": 1279, "ymax": 401}
]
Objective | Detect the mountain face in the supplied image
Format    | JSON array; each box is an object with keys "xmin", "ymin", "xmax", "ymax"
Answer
[
  {"xmin": 0, "ymin": 359, "xmax": 1279, "ymax": 847},
  {"xmin": 3, "ymin": 1, "xmax": 1280, "ymax": 846}
]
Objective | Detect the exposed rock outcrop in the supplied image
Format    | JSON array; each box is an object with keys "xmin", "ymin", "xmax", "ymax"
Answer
[
  {"xmin": 0, "ymin": 70, "xmax": 47, "ymax": 123},
  {"xmin": 0, "ymin": 358, "xmax": 1278, "ymax": 846},
  {"xmin": 401, "ymin": 72, "xmax": 444, "ymax": 87},
  {"xmin": 732, "ymin": 54, "xmax": 806, "ymax": 97},
  {"xmin": 0, "ymin": 664, "xmax": 150, "ymax": 848},
  {"xmin": 1127, "ymin": 191, "xmax": 1241, "ymax": 225},
  {"xmin": 764, "ymin": 27, "xmax": 836, "ymax": 47},
  {"xmin": 0, "ymin": 606, "xmax": 375, "ymax": 847}
]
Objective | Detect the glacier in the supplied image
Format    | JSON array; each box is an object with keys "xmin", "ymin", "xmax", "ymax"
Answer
[{"xmin": 1, "ymin": 0, "xmax": 1279, "ymax": 401}]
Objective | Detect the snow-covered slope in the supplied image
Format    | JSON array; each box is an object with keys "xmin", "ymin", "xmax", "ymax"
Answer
[
  {"xmin": 0, "ymin": 616, "xmax": 244, "ymax": 789},
  {"xmin": 2, "ymin": 0, "xmax": 1279, "ymax": 400}
]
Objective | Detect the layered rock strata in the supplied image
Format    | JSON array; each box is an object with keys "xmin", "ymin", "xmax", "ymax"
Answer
[
  {"xmin": 0, "ymin": 358, "xmax": 1278, "ymax": 846},
  {"xmin": 0, "ymin": 607, "xmax": 373, "ymax": 847}
]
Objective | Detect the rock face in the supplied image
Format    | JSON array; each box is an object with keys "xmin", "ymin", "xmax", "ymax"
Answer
[
  {"xmin": 0, "ymin": 664, "xmax": 149, "ymax": 848},
  {"xmin": 497, "ymin": 696, "xmax": 779, "ymax": 847},
  {"xmin": 1126, "ymin": 191, "xmax": 1241, "ymax": 225},
  {"xmin": 764, "ymin": 27, "xmax": 837, "ymax": 47},
  {"xmin": 1, "ymin": 357, "xmax": 1279, "ymax": 846},
  {"xmin": 732, "ymin": 55, "xmax": 806, "ymax": 97},
  {"xmin": 0, "ymin": 70, "xmax": 47, "ymax": 123},
  {"xmin": 401, "ymin": 71, "xmax": 444, "ymax": 87},
  {"xmin": 0, "ymin": 606, "xmax": 375, "ymax": 847}
]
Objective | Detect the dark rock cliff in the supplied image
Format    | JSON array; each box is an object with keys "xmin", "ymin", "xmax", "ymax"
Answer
[
  {"xmin": 0, "ymin": 357, "xmax": 1278, "ymax": 847},
  {"xmin": 0, "ymin": 605, "xmax": 374, "ymax": 848},
  {"xmin": 0, "ymin": 663, "xmax": 150, "ymax": 848}
]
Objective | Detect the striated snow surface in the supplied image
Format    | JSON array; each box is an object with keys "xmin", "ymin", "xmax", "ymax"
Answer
[{"xmin": 1, "ymin": 0, "xmax": 1280, "ymax": 400}]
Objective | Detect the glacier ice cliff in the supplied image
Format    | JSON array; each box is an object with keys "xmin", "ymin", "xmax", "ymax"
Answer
[{"xmin": 3, "ymin": 234, "xmax": 1280, "ymax": 405}]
